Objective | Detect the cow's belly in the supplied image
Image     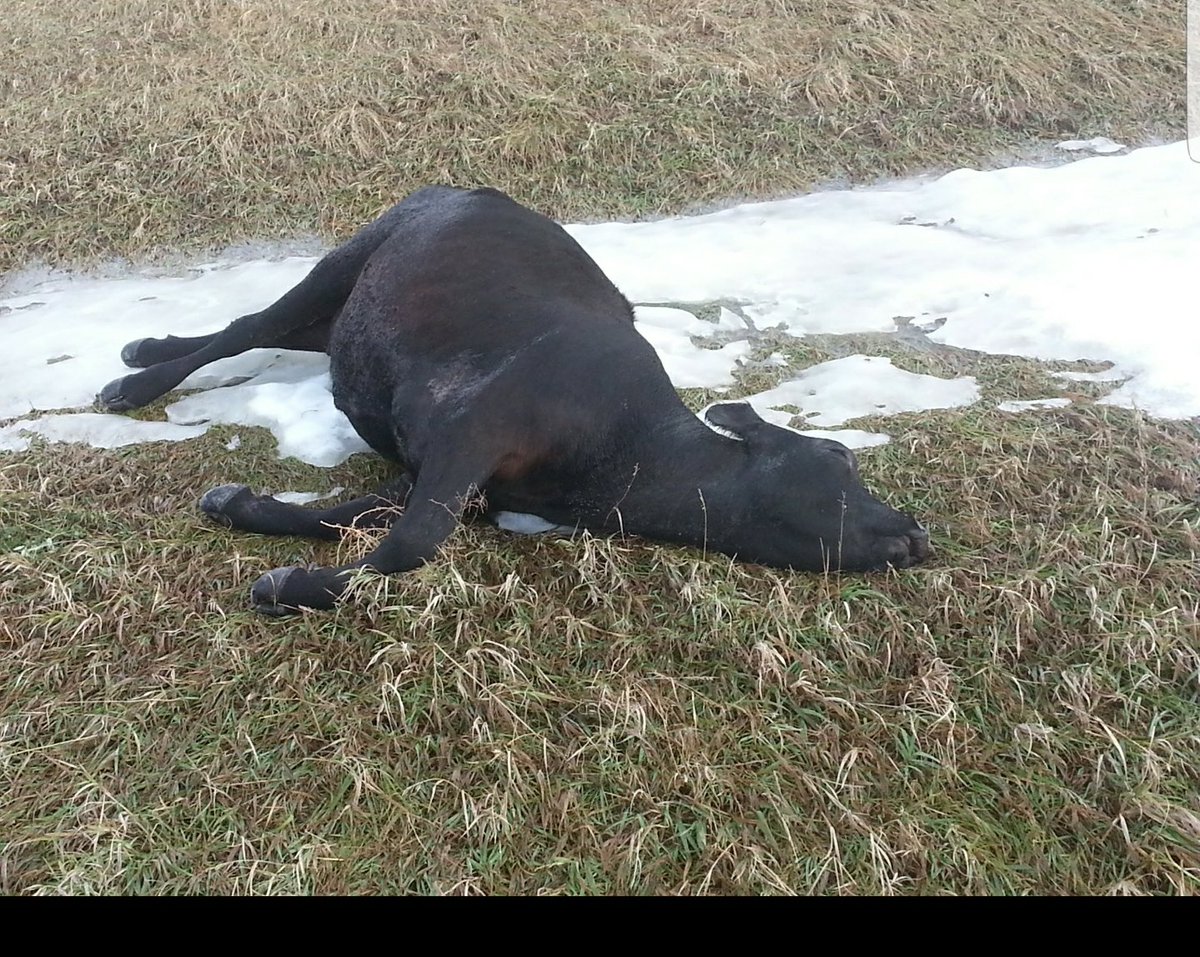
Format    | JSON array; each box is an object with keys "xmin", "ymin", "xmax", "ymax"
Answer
[{"xmin": 329, "ymin": 380, "xmax": 405, "ymax": 463}]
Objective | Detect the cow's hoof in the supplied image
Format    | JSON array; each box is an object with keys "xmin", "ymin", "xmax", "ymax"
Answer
[
  {"xmin": 98, "ymin": 370, "xmax": 166, "ymax": 411},
  {"xmin": 98, "ymin": 375, "xmax": 138, "ymax": 412},
  {"xmin": 250, "ymin": 566, "xmax": 301, "ymax": 616},
  {"xmin": 200, "ymin": 483, "xmax": 254, "ymax": 527},
  {"xmin": 251, "ymin": 565, "xmax": 344, "ymax": 615},
  {"xmin": 120, "ymin": 338, "xmax": 152, "ymax": 368}
]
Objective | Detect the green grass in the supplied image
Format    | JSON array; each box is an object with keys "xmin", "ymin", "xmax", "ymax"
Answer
[
  {"xmin": 0, "ymin": 0, "xmax": 1184, "ymax": 275},
  {"xmin": 3, "ymin": 332, "xmax": 1198, "ymax": 894},
  {"xmin": 2, "ymin": 0, "xmax": 1198, "ymax": 896}
]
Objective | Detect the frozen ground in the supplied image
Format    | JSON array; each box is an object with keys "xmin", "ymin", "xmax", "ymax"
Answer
[{"xmin": 2, "ymin": 138, "xmax": 1197, "ymax": 472}]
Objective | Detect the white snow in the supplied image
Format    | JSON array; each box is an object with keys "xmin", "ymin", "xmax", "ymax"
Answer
[
  {"xmin": 164, "ymin": 370, "xmax": 371, "ymax": 468},
  {"xmin": 2, "ymin": 140, "xmax": 1198, "ymax": 470},
  {"xmin": 273, "ymin": 486, "xmax": 345, "ymax": 505},
  {"xmin": 996, "ymin": 397, "xmax": 1073, "ymax": 413},
  {"xmin": 0, "ymin": 412, "xmax": 206, "ymax": 453},
  {"xmin": 740, "ymin": 355, "xmax": 979, "ymax": 429},
  {"xmin": 492, "ymin": 511, "xmax": 576, "ymax": 535},
  {"xmin": 1051, "ymin": 368, "xmax": 1126, "ymax": 383},
  {"xmin": 1056, "ymin": 136, "xmax": 1126, "ymax": 154},
  {"xmin": 571, "ymin": 141, "xmax": 1200, "ymax": 422},
  {"xmin": 631, "ymin": 305, "xmax": 753, "ymax": 389},
  {"xmin": 0, "ymin": 258, "xmax": 314, "ymax": 420}
]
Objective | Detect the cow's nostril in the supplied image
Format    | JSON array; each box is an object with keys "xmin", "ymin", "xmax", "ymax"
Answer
[
  {"xmin": 877, "ymin": 526, "xmax": 930, "ymax": 569},
  {"xmin": 880, "ymin": 536, "xmax": 909, "ymax": 567},
  {"xmin": 907, "ymin": 527, "xmax": 931, "ymax": 563}
]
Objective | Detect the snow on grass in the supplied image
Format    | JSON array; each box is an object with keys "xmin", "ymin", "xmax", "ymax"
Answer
[
  {"xmin": 0, "ymin": 412, "xmax": 206, "ymax": 453},
  {"xmin": 996, "ymin": 397, "xmax": 1073, "ymax": 413},
  {"xmin": 740, "ymin": 355, "xmax": 979, "ymax": 430},
  {"xmin": 1055, "ymin": 136, "xmax": 1126, "ymax": 154},
  {"xmin": 2, "ymin": 141, "xmax": 1197, "ymax": 468},
  {"xmin": 631, "ymin": 306, "xmax": 753, "ymax": 389}
]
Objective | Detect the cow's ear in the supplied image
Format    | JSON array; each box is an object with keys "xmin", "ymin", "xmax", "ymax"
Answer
[{"xmin": 701, "ymin": 402, "xmax": 770, "ymax": 441}]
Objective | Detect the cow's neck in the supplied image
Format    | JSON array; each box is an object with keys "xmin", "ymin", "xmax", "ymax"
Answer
[{"xmin": 593, "ymin": 407, "xmax": 750, "ymax": 548}]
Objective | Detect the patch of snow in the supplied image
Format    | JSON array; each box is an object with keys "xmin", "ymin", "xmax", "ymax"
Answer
[
  {"xmin": 4, "ymin": 140, "xmax": 1199, "ymax": 468},
  {"xmin": 272, "ymin": 485, "xmax": 346, "ymax": 505},
  {"xmin": 741, "ymin": 355, "xmax": 979, "ymax": 428},
  {"xmin": 996, "ymin": 397, "xmax": 1073, "ymax": 412},
  {"xmin": 1056, "ymin": 136, "xmax": 1126, "ymax": 154}
]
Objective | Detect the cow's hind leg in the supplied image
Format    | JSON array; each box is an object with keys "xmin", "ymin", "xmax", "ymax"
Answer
[
  {"xmin": 99, "ymin": 269, "xmax": 358, "ymax": 411},
  {"xmin": 121, "ymin": 322, "xmax": 333, "ymax": 369},
  {"xmin": 99, "ymin": 207, "xmax": 408, "ymax": 412},
  {"xmin": 200, "ymin": 475, "xmax": 413, "ymax": 540},
  {"xmin": 121, "ymin": 333, "xmax": 220, "ymax": 368}
]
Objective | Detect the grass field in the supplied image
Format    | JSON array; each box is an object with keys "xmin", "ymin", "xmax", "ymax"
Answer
[{"xmin": 2, "ymin": 1, "xmax": 1198, "ymax": 895}]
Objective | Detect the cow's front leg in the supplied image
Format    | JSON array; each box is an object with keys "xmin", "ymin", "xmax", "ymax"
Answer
[
  {"xmin": 247, "ymin": 462, "xmax": 490, "ymax": 615},
  {"xmin": 200, "ymin": 475, "xmax": 413, "ymax": 540}
]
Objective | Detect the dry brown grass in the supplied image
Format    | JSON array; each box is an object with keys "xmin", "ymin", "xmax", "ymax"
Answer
[
  {"xmin": 2, "ymin": 0, "xmax": 1198, "ymax": 896},
  {"xmin": 2, "ymin": 0, "xmax": 1184, "ymax": 272},
  {"xmin": 2, "ymin": 344, "xmax": 1198, "ymax": 894}
]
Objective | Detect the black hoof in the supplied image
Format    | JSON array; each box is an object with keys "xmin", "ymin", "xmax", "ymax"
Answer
[
  {"xmin": 98, "ymin": 375, "xmax": 138, "ymax": 412},
  {"xmin": 250, "ymin": 565, "xmax": 345, "ymax": 615},
  {"xmin": 120, "ymin": 338, "xmax": 152, "ymax": 368},
  {"xmin": 251, "ymin": 566, "xmax": 301, "ymax": 616},
  {"xmin": 200, "ymin": 483, "xmax": 253, "ymax": 527}
]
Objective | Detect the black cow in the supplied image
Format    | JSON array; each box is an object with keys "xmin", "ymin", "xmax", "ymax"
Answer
[{"xmin": 99, "ymin": 187, "xmax": 929, "ymax": 615}]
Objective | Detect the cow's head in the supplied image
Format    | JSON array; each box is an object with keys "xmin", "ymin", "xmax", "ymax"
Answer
[{"xmin": 702, "ymin": 402, "xmax": 930, "ymax": 572}]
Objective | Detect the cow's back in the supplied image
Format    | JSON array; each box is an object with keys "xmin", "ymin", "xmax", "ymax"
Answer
[
  {"xmin": 327, "ymin": 187, "xmax": 673, "ymax": 473},
  {"xmin": 335, "ymin": 186, "xmax": 633, "ymax": 341}
]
